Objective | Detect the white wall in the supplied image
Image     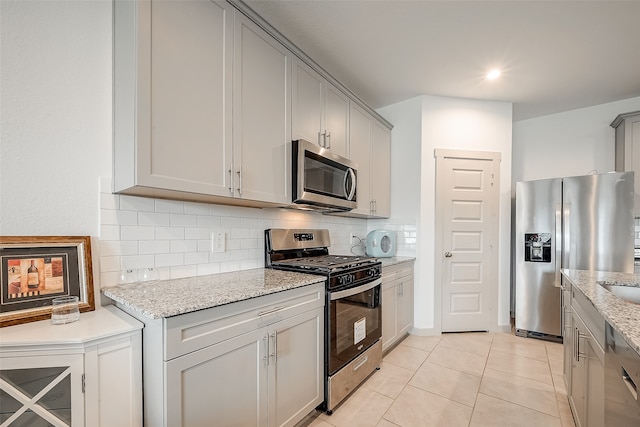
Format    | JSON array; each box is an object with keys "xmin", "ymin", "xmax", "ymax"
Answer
[
  {"xmin": 378, "ymin": 95, "xmax": 513, "ymax": 334},
  {"xmin": 0, "ymin": 1, "xmax": 112, "ymax": 236},
  {"xmin": 512, "ymin": 96, "xmax": 640, "ymax": 185}
]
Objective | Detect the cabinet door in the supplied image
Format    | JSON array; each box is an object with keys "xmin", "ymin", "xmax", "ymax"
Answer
[
  {"xmin": 570, "ymin": 313, "xmax": 587, "ymax": 427},
  {"xmin": 323, "ymin": 83, "xmax": 349, "ymax": 158},
  {"xmin": 165, "ymin": 328, "xmax": 268, "ymax": 427},
  {"xmin": 269, "ymin": 307, "xmax": 324, "ymax": 427},
  {"xmin": 233, "ymin": 13, "xmax": 291, "ymax": 204},
  {"xmin": 586, "ymin": 337, "xmax": 604, "ymax": 427},
  {"xmin": 139, "ymin": 0, "xmax": 233, "ymax": 196},
  {"xmin": 85, "ymin": 334, "xmax": 142, "ymax": 427},
  {"xmin": 562, "ymin": 286, "xmax": 573, "ymax": 393},
  {"xmin": 381, "ymin": 281, "xmax": 398, "ymax": 352},
  {"xmin": 292, "ymin": 58, "xmax": 323, "ymax": 146},
  {"xmin": 0, "ymin": 354, "xmax": 84, "ymax": 427},
  {"xmin": 371, "ymin": 120, "xmax": 391, "ymax": 218},
  {"xmin": 615, "ymin": 113, "xmax": 640, "ymax": 215},
  {"xmin": 349, "ymin": 103, "xmax": 373, "ymax": 216},
  {"xmin": 397, "ymin": 276, "xmax": 414, "ymax": 336}
]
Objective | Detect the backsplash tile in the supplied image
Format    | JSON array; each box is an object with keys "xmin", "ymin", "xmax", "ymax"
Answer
[
  {"xmin": 98, "ymin": 178, "xmax": 370, "ymax": 288},
  {"xmin": 367, "ymin": 218, "xmax": 418, "ymax": 256}
]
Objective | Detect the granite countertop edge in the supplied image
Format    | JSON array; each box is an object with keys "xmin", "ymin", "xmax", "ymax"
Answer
[
  {"xmin": 561, "ymin": 269, "xmax": 640, "ymax": 354},
  {"xmin": 379, "ymin": 256, "xmax": 416, "ymax": 267},
  {"xmin": 101, "ymin": 268, "xmax": 325, "ymax": 320}
]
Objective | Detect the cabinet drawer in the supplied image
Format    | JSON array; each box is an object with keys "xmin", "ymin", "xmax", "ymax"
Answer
[
  {"xmin": 382, "ymin": 262, "xmax": 414, "ymax": 282},
  {"xmin": 164, "ymin": 283, "xmax": 324, "ymax": 360},
  {"xmin": 572, "ymin": 287, "xmax": 605, "ymax": 351}
]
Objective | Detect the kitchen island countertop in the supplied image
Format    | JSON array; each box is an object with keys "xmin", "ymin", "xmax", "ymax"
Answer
[
  {"xmin": 561, "ymin": 269, "xmax": 640, "ymax": 354},
  {"xmin": 102, "ymin": 268, "xmax": 324, "ymax": 320}
]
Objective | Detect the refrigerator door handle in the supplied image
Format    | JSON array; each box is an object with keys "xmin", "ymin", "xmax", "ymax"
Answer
[
  {"xmin": 563, "ymin": 203, "xmax": 571, "ymax": 272},
  {"xmin": 555, "ymin": 203, "xmax": 562, "ymax": 287}
]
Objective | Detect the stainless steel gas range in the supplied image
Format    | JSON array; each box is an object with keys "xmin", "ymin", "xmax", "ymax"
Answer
[{"xmin": 265, "ymin": 229, "xmax": 382, "ymax": 414}]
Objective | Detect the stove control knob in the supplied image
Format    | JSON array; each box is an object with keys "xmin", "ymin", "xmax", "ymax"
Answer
[{"xmin": 340, "ymin": 274, "xmax": 354, "ymax": 286}]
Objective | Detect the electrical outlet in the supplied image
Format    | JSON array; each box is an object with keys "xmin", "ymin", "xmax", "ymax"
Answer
[{"xmin": 212, "ymin": 231, "xmax": 226, "ymax": 253}]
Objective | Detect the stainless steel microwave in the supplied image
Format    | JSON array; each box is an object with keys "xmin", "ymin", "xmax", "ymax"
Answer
[{"xmin": 292, "ymin": 139, "xmax": 357, "ymax": 212}]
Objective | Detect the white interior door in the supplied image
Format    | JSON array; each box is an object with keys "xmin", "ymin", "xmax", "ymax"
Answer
[{"xmin": 435, "ymin": 149, "xmax": 500, "ymax": 332}]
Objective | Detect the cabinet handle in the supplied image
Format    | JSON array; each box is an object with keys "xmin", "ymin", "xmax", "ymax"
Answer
[
  {"xmin": 270, "ymin": 332, "xmax": 277, "ymax": 363},
  {"xmin": 576, "ymin": 329, "xmax": 588, "ymax": 361},
  {"xmin": 325, "ymin": 131, "xmax": 331, "ymax": 149},
  {"xmin": 318, "ymin": 131, "xmax": 324, "ymax": 147},
  {"xmin": 622, "ymin": 367, "xmax": 638, "ymax": 401},
  {"xmin": 262, "ymin": 335, "xmax": 268, "ymax": 363},
  {"xmin": 236, "ymin": 168, "xmax": 242, "ymax": 196},
  {"xmin": 228, "ymin": 168, "xmax": 233, "ymax": 195},
  {"xmin": 257, "ymin": 306, "xmax": 284, "ymax": 317}
]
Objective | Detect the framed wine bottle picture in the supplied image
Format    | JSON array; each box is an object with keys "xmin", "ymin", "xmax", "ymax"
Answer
[{"xmin": 0, "ymin": 236, "xmax": 95, "ymax": 327}]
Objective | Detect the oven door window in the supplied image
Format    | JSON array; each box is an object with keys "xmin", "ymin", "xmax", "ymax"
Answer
[{"xmin": 329, "ymin": 284, "xmax": 381, "ymax": 375}]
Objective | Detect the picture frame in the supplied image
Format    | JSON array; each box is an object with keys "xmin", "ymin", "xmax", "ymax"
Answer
[{"xmin": 0, "ymin": 236, "xmax": 95, "ymax": 327}]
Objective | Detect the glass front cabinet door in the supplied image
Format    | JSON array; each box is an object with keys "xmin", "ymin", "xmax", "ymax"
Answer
[{"xmin": 0, "ymin": 354, "xmax": 84, "ymax": 426}]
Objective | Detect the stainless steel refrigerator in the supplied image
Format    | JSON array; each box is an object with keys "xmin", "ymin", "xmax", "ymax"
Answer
[{"xmin": 515, "ymin": 172, "xmax": 635, "ymax": 340}]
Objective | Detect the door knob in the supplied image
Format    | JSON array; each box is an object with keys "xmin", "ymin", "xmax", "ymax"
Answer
[{"xmin": 444, "ymin": 251, "xmax": 453, "ymax": 257}]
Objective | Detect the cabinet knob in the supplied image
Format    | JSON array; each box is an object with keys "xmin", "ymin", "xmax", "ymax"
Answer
[{"xmin": 444, "ymin": 252, "xmax": 453, "ymax": 258}]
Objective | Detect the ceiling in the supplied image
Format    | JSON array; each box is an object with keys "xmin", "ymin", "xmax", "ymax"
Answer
[{"xmin": 244, "ymin": 0, "xmax": 640, "ymax": 122}]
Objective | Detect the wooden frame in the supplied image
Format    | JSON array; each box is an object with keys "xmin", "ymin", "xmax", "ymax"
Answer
[{"xmin": 0, "ymin": 236, "xmax": 95, "ymax": 327}]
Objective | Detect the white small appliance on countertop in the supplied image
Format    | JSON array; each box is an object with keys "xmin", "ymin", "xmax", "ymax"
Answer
[{"xmin": 366, "ymin": 230, "xmax": 396, "ymax": 257}]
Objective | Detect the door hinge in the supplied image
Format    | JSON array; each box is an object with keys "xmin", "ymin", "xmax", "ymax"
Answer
[
  {"xmin": 82, "ymin": 374, "xmax": 86, "ymax": 394},
  {"xmin": 491, "ymin": 173, "xmax": 495, "ymax": 187}
]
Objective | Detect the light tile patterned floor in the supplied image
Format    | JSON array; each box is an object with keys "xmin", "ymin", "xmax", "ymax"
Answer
[{"xmin": 303, "ymin": 332, "xmax": 576, "ymax": 427}]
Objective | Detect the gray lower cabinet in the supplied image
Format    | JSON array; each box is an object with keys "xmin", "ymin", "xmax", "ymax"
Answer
[
  {"xmin": 118, "ymin": 282, "xmax": 324, "ymax": 427},
  {"xmin": 381, "ymin": 261, "xmax": 414, "ymax": 352},
  {"xmin": 562, "ymin": 281, "xmax": 572, "ymax": 392},
  {"xmin": 567, "ymin": 286, "xmax": 605, "ymax": 427}
]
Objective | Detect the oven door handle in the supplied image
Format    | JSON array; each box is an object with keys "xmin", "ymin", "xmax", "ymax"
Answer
[{"xmin": 330, "ymin": 278, "xmax": 382, "ymax": 300}]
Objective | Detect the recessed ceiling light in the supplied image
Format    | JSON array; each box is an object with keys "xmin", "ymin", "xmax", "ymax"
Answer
[{"xmin": 486, "ymin": 69, "xmax": 501, "ymax": 80}]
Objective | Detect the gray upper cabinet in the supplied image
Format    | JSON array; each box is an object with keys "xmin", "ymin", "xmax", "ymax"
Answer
[
  {"xmin": 114, "ymin": 0, "xmax": 290, "ymax": 207},
  {"xmin": 232, "ymin": 12, "xmax": 291, "ymax": 205},
  {"xmin": 114, "ymin": 0, "xmax": 234, "ymax": 200},
  {"xmin": 347, "ymin": 103, "xmax": 391, "ymax": 218},
  {"xmin": 612, "ymin": 111, "xmax": 640, "ymax": 216},
  {"xmin": 114, "ymin": 0, "xmax": 391, "ymax": 209},
  {"xmin": 371, "ymin": 120, "xmax": 391, "ymax": 218},
  {"xmin": 292, "ymin": 58, "xmax": 349, "ymax": 158}
]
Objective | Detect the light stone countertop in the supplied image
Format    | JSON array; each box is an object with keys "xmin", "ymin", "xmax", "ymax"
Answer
[
  {"xmin": 379, "ymin": 256, "xmax": 416, "ymax": 268},
  {"xmin": 561, "ymin": 269, "xmax": 640, "ymax": 354},
  {"xmin": 102, "ymin": 268, "xmax": 325, "ymax": 320}
]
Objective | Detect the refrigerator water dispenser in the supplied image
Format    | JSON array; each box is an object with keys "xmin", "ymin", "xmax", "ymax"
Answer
[{"xmin": 524, "ymin": 233, "xmax": 551, "ymax": 262}]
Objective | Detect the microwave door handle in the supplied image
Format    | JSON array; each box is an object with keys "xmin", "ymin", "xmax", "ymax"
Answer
[{"xmin": 344, "ymin": 168, "xmax": 356, "ymax": 201}]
